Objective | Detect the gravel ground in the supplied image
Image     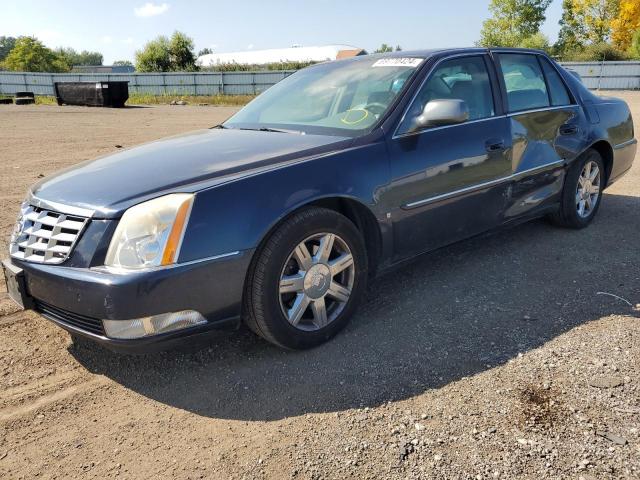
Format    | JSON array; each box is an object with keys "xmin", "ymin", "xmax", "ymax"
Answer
[{"xmin": 0, "ymin": 95, "xmax": 639, "ymax": 480}]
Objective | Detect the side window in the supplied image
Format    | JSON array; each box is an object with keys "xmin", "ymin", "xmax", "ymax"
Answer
[
  {"xmin": 398, "ymin": 56, "xmax": 495, "ymax": 133},
  {"xmin": 540, "ymin": 57, "xmax": 572, "ymax": 106},
  {"xmin": 497, "ymin": 53, "xmax": 549, "ymax": 112}
]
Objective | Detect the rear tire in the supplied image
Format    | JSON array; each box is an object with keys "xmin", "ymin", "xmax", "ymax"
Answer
[
  {"xmin": 549, "ymin": 149, "xmax": 605, "ymax": 229},
  {"xmin": 243, "ymin": 207, "xmax": 368, "ymax": 349}
]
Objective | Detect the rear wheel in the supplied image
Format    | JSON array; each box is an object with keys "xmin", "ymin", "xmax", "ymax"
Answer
[
  {"xmin": 549, "ymin": 149, "xmax": 605, "ymax": 229},
  {"xmin": 243, "ymin": 207, "xmax": 367, "ymax": 349}
]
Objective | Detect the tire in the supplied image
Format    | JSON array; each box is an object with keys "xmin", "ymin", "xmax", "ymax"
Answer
[
  {"xmin": 15, "ymin": 98, "xmax": 35, "ymax": 105},
  {"xmin": 243, "ymin": 207, "xmax": 368, "ymax": 349},
  {"xmin": 548, "ymin": 149, "xmax": 605, "ymax": 229}
]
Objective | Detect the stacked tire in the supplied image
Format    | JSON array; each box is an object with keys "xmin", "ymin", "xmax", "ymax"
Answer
[{"xmin": 14, "ymin": 92, "xmax": 35, "ymax": 105}]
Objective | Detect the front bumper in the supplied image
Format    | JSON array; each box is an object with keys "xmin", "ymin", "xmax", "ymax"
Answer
[{"xmin": 5, "ymin": 250, "xmax": 254, "ymax": 353}]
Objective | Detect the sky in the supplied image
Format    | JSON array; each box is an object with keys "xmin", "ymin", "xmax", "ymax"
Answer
[{"xmin": 0, "ymin": 0, "xmax": 564, "ymax": 64}]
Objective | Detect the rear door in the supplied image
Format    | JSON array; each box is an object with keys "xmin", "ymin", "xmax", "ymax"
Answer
[
  {"xmin": 385, "ymin": 53, "xmax": 512, "ymax": 258},
  {"xmin": 493, "ymin": 52, "xmax": 583, "ymax": 219}
]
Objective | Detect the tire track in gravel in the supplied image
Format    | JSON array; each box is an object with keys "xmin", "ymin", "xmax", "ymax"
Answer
[{"xmin": 0, "ymin": 374, "xmax": 108, "ymax": 423}]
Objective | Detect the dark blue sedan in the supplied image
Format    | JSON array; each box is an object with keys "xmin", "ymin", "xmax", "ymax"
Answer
[{"xmin": 3, "ymin": 48, "xmax": 637, "ymax": 352}]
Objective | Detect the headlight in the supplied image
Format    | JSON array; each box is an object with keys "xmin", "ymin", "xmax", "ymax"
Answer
[{"xmin": 105, "ymin": 194, "xmax": 194, "ymax": 270}]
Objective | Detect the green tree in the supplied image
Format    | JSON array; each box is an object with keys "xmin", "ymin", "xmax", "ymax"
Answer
[
  {"xmin": 55, "ymin": 47, "xmax": 103, "ymax": 66},
  {"xmin": 197, "ymin": 47, "xmax": 213, "ymax": 57},
  {"xmin": 519, "ymin": 32, "xmax": 552, "ymax": 52},
  {"xmin": 478, "ymin": 0, "xmax": 553, "ymax": 47},
  {"xmin": 0, "ymin": 36, "xmax": 17, "ymax": 62},
  {"xmin": 628, "ymin": 28, "xmax": 640, "ymax": 59},
  {"xmin": 135, "ymin": 31, "xmax": 197, "ymax": 72},
  {"xmin": 168, "ymin": 31, "xmax": 197, "ymax": 71},
  {"xmin": 374, "ymin": 43, "xmax": 394, "ymax": 53},
  {"xmin": 112, "ymin": 60, "xmax": 133, "ymax": 66},
  {"xmin": 135, "ymin": 35, "xmax": 172, "ymax": 72},
  {"xmin": 563, "ymin": 41, "xmax": 629, "ymax": 60},
  {"xmin": 2, "ymin": 36, "xmax": 70, "ymax": 72},
  {"xmin": 556, "ymin": 0, "xmax": 585, "ymax": 55}
]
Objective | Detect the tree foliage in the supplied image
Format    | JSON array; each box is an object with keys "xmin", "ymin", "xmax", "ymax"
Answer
[
  {"xmin": 55, "ymin": 47, "xmax": 103, "ymax": 66},
  {"xmin": 374, "ymin": 44, "xmax": 394, "ymax": 53},
  {"xmin": 611, "ymin": 0, "xmax": 640, "ymax": 51},
  {"xmin": 567, "ymin": 0, "xmax": 620, "ymax": 45},
  {"xmin": 478, "ymin": 0, "xmax": 552, "ymax": 47},
  {"xmin": 518, "ymin": 32, "xmax": 552, "ymax": 52},
  {"xmin": 2, "ymin": 37, "xmax": 70, "ymax": 72},
  {"xmin": 0, "ymin": 36, "xmax": 17, "ymax": 62},
  {"xmin": 555, "ymin": 0, "xmax": 630, "ymax": 59},
  {"xmin": 562, "ymin": 41, "xmax": 630, "ymax": 60},
  {"xmin": 201, "ymin": 60, "xmax": 317, "ymax": 72},
  {"xmin": 135, "ymin": 31, "xmax": 197, "ymax": 72},
  {"xmin": 629, "ymin": 28, "xmax": 640, "ymax": 59},
  {"xmin": 197, "ymin": 47, "xmax": 213, "ymax": 57},
  {"xmin": 112, "ymin": 60, "xmax": 133, "ymax": 67},
  {"xmin": 556, "ymin": 0, "xmax": 585, "ymax": 53}
]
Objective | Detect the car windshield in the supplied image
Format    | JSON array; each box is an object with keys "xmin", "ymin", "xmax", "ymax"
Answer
[{"xmin": 223, "ymin": 56, "xmax": 425, "ymax": 136}]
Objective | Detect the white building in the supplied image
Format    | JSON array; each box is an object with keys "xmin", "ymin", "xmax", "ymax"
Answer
[{"xmin": 196, "ymin": 44, "xmax": 366, "ymax": 67}]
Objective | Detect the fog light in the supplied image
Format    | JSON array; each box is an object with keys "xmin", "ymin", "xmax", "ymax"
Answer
[{"xmin": 103, "ymin": 311, "xmax": 207, "ymax": 339}]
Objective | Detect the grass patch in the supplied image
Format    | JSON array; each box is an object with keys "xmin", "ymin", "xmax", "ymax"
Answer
[
  {"xmin": 35, "ymin": 96, "xmax": 58, "ymax": 105},
  {"xmin": 127, "ymin": 93, "xmax": 255, "ymax": 106}
]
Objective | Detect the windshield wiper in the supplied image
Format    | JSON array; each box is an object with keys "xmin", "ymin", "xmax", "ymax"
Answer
[
  {"xmin": 211, "ymin": 124, "xmax": 232, "ymax": 129},
  {"xmin": 240, "ymin": 127, "xmax": 306, "ymax": 135}
]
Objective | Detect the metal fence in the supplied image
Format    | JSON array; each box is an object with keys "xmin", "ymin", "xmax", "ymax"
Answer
[
  {"xmin": 1, "ymin": 62, "xmax": 639, "ymax": 96},
  {"xmin": 559, "ymin": 61, "xmax": 640, "ymax": 90},
  {"xmin": 0, "ymin": 71, "xmax": 296, "ymax": 96}
]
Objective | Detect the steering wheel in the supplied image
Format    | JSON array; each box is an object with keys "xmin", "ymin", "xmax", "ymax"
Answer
[{"xmin": 362, "ymin": 102, "xmax": 387, "ymax": 116}]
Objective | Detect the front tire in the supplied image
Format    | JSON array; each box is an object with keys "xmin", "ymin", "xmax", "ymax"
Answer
[
  {"xmin": 549, "ymin": 149, "xmax": 605, "ymax": 229},
  {"xmin": 243, "ymin": 207, "xmax": 368, "ymax": 349}
]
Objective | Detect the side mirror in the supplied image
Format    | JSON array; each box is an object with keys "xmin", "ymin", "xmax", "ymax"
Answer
[{"xmin": 410, "ymin": 99, "xmax": 469, "ymax": 131}]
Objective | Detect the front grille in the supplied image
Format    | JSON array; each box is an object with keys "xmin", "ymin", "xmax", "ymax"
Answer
[
  {"xmin": 9, "ymin": 203, "xmax": 87, "ymax": 264},
  {"xmin": 34, "ymin": 300, "xmax": 105, "ymax": 336}
]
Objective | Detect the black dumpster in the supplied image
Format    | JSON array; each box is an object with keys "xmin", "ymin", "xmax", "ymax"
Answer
[{"xmin": 54, "ymin": 81, "xmax": 129, "ymax": 107}]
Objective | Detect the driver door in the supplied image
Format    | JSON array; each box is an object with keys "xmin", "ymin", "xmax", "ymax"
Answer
[{"xmin": 385, "ymin": 54, "xmax": 512, "ymax": 258}]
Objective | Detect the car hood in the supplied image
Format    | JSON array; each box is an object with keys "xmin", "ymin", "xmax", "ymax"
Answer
[{"xmin": 30, "ymin": 128, "xmax": 350, "ymax": 218}]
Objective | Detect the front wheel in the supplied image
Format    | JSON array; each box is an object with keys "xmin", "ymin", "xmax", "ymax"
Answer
[
  {"xmin": 549, "ymin": 149, "xmax": 605, "ymax": 229},
  {"xmin": 243, "ymin": 207, "xmax": 368, "ymax": 349}
]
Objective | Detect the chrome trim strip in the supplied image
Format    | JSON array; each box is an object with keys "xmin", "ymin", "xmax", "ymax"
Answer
[
  {"xmin": 178, "ymin": 251, "xmax": 242, "ymax": 267},
  {"xmin": 614, "ymin": 138, "xmax": 637, "ymax": 150},
  {"xmin": 94, "ymin": 251, "xmax": 242, "ymax": 275},
  {"xmin": 402, "ymin": 160, "xmax": 565, "ymax": 209},
  {"xmin": 28, "ymin": 191, "xmax": 96, "ymax": 218},
  {"xmin": 507, "ymin": 104, "xmax": 579, "ymax": 117}
]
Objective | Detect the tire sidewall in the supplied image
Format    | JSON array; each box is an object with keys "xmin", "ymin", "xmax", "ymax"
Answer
[{"xmin": 253, "ymin": 209, "xmax": 368, "ymax": 349}]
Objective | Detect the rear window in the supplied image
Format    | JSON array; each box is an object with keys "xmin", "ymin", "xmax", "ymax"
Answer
[
  {"xmin": 497, "ymin": 53, "xmax": 549, "ymax": 112},
  {"xmin": 540, "ymin": 58, "xmax": 572, "ymax": 106}
]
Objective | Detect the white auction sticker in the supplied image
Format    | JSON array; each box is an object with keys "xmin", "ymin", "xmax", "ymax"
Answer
[{"xmin": 372, "ymin": 58, "xmax": 423, "ymax": 68}]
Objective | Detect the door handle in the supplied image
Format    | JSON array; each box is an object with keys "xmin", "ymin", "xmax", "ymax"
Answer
[
  {"xmin": 485, "ymin": 139, "xmax": 505, "ymax": 152},
  {"xmin": 560, "ymin": 124, "xmax": 579, "ymax": 136}
]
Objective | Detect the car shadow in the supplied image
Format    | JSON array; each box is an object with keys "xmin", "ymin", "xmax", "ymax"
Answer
[{"xmin": 71, "ymin": 192, "xmax": 640, "ymax": 421}]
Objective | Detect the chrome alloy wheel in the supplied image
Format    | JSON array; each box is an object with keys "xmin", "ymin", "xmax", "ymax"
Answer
[
  {"xmin": 279, "ymin": 233, "xmax": 355, "ymax": 331},
  {"xmin": 576, "ymin": 160, "xmax": 602, "ymax": 218}
]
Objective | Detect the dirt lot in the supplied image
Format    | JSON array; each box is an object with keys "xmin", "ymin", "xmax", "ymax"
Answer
[{"xmin": 0, "ymin": 95, "xmax": 639, "ymax": 480}]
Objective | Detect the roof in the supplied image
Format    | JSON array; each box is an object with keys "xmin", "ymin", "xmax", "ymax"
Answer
[{"xmin": 197, "ymin": 45, "xmax": 366, "ymax": 66}]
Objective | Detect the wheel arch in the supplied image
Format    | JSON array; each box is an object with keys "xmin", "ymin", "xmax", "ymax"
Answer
[
  {"xmin": 586, "ymin": 139, "xmax": 614, "ymax": 186},
  {"xmin": 245, "ymin": 195, "xmax": 382, "ymax": 284}
]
